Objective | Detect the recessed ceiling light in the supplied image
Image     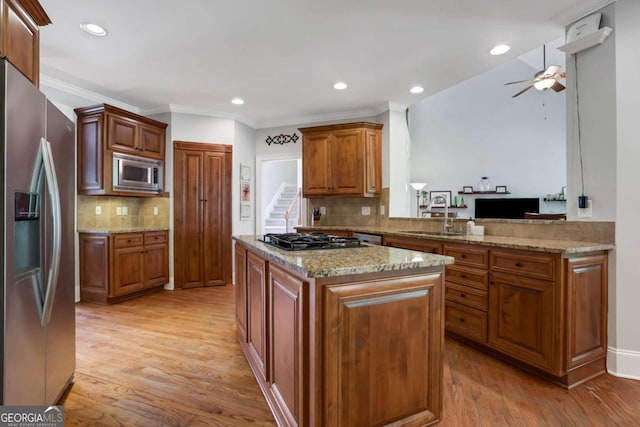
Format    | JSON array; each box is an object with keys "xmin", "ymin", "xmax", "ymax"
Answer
[
  {"xmin": 490, "ymin": 44, "xmax": 510, "ymax": 55},
  {"xmin": 410, "ymin": 86, "xmax": 424, "ymax": 94},
  {"xmin": 333, "ymin": 82, "xmax": 348, "ymax": 90},
  {"xmin": 231, "ymin": 98, "xmax": 244, "ymax": 105},
  {"xmin": 80, "ymin": 22, "xmax": 107, "ymax": 37}
]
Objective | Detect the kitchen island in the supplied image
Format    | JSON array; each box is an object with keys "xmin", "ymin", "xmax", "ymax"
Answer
[{"xmin": 233, "ymin": 235, "xmax": 454, "ymax": 427}]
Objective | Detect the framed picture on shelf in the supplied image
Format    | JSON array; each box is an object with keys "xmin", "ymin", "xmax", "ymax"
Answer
[
  {"xmin": 496, "ymin": 185, "xmax": 508, "ymax": 193},
  {"xmin": 462, "ymin": 186, "xmax": 474, "ymax": 194},
  {"xmin": 429, "ymin": 190, "xmax": 451, "ymax": 208}
]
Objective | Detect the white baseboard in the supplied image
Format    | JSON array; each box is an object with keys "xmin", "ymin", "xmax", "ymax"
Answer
[
  {"xmin": 607, "ymin": 346, "xmax": 640, "ymax": 380},
  {"xmin": 164, "ymin": 277, "xmax": 175, "ymax": 291}
]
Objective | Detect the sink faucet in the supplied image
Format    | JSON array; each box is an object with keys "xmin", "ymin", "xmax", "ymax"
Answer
[{"xmin": 426, "ymin": 195, "xmax": 454, "ymax": 233}]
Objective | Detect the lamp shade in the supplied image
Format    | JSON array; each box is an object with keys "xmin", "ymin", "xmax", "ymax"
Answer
[{"xmin": 409, "ymin": 182, "xmax": 427, "ymax": 191}]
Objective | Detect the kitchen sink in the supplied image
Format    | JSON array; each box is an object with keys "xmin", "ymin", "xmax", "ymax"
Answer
[{"xmin": 399, "ymin": 230, "xmax": 465, "ymax": 237}]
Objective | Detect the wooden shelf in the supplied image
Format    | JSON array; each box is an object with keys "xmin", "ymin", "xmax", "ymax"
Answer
[
  {"xmin": 420, "ymin": 205, "xmax": 468, "ymax": 209},
  {"xmin": 458, "ymin": 191, "xmax": 510, "ymax": 195}
]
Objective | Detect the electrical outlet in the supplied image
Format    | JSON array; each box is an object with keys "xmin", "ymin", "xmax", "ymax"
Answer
[
  {"xmin": 577, "ymin": 199, "xmax": 593, "ymax": 218},
  {"xmin": 380, "ymin": 205, "xmax": 385, "ymax": 216},
  {"xmin": 153, "ymin": 206, "xmax": 159, "ymax": 215},
  {"xmin": 361, "ymin": 206, "xmax": 371, "ymax": 216},
  {"xmin": 320, "ymin": 206, "xmax": 326, "ymax": 215},
  {"xmin": 95, "ymin": 206, "xmax": 102, "ymax": 215},
  {"xmin": 122, "ymin": 206, "xmax": 128, "ymax": 215},
  {"xmin": 116, "ymin": 207, "xmax": 122, "ymax": 215}
]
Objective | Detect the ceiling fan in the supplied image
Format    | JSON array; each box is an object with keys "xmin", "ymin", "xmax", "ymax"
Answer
[{"xmin": 505, "ymin": 45, "xmax": 566, "ymax": 98}]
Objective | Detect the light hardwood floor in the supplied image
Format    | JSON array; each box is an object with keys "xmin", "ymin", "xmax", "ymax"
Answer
[{"xmin": 64, "ymin": 286, "xmax": 640, "ymax": 426}]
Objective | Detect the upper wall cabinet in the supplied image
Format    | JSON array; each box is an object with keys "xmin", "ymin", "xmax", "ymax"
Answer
[
  {"xmin": 75, "ymin": 103, "xmax": 168, "ymax": 196},
  {"xmin": 0, "ymin": 0, "xmax": 51, "ymax": 86},
  {"xmin": 299, "ymin": 122, "xmax": 382, "ymax": 198}
]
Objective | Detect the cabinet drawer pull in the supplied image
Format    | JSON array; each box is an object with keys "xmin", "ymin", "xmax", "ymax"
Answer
[
  {"xmin": 490, "ymin": 281, "xmax": 495, "ymax": 285},
  {"xmin": 459, "ymin": 317, "xmax": 465, "ymax": 323},
  {"xmin": 430, "ymin": 249, "xmax": 437, "ymax": 254},
  {"xmin": 459, "ymin": 293, "xmax": 466, "ymax": 298},
  {"xmin": 460, "ymin": 274, "xmax": 466, "ymax": 278},
  {"xmin": 515, "ymin": 262, "xmax": 523, "ymax": 267},
  {"xmin": 127, "ymin": 239, "xmax": 132, "ymax": 243},
  {"xmin": 460, "ymin": 254, "xmax": 467, "ymax": 259}
]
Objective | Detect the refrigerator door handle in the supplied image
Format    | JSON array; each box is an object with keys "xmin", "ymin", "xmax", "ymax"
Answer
[{"xmin": 40, "ymin": 138, "xmax": 62, "ymax": 327}]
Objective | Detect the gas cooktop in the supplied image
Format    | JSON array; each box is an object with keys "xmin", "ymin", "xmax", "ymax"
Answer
[{"xmin": 262, "ymin": 233, "xmax": 363, "ymax": 251}]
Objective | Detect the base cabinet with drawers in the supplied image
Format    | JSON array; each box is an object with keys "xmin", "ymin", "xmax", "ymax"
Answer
[
  {"xmin": 79, "ymin": 231, "xmax": 169, "ymax": 304},
  {"xmin": 380, "ymin": 233, "xmax": 608, "ymax": 388}
]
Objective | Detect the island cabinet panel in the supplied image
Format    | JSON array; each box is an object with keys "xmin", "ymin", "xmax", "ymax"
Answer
[
  {"xmin": 247, "ymin": 252, "xmax": 269, "ymax": 382},
  {"xmin": 268, "ymin": 264, "xmax": 308, "ymax": 427},
  {"xmin": 300, "ymin": 122, "xmax": 383, "ymax": 198},
  {"xmin": 323, "ymin": 274, "xmax": 443, "ymax": 427},
  {"xmin": 234, "ymin": 244, "xmax": 248, "ymax": 342}
]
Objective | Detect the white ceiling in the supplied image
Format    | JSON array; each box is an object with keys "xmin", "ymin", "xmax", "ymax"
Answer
[{"xmin": 38, "ymin": 0, "xmax": 612, "ymax": 128}]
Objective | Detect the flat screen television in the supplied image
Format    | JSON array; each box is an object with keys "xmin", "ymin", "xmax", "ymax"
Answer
[{"xmin": 474, "ymin": 198, "xmax": 540, "ymax": 219}]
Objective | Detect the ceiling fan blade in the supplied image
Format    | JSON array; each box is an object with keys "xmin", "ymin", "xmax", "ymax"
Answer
[
  {"xmin": 512, "ymin": 85, "xmax": 534, "ymax": 98},
  {"xmin": 543, "ymin": 65, "xmax": 561, "ymax": 77},
  {"xmin": 504, "ymin": 79, "xmax": 532, "ymax": 86},
  {"xmin": 551, "ymin": 81, "xmax": 565, "ymax": 92}
]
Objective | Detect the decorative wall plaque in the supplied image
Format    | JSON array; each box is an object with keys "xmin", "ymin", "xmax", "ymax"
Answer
[{"xmin": 266, "ymin": 133, "xmax": 299, "ymax": 146}]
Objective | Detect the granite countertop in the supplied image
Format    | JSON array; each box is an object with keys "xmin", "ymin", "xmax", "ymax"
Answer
[
  {"xmin": 296, "ymin": 226, "xmax": 614, "ymax": 255},
  {"xmin": 78, "ymin": 227, "xmax": 169, "ymax": 234},
  {"xmin": 233, "ymin": 235, "xmax": 454, "ymax": 278}
]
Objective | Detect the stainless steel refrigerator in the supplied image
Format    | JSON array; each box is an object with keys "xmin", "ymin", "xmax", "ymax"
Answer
[{"xmin": 1, "ymin": 59, "xmax": 75, "ymax": 405}]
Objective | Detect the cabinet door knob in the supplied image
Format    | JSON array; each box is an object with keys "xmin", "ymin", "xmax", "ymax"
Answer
[
  {"xmin": 127, "ymin": 239, "xmax": 132, "ymax": 243},
  {"xmin": 459, "ymin": 317, "xmax": 465, "ymax": 323},
  {"xmin": 460, "ymin": 293, "xmax": 466, "ymax": 298},
  {"xmin": 460, "ymin": 274, "xmax": 466, "ymax": 279},
  {"xmin": 515, "ymin": 262, "xmax": 523, "ymax": 267},
  {"xmin": 490, "ymin": 281, "xmax": 495, "ymax": 285},
  {"xmin": 430, "ymin": 249, "xmax": 437, "ymax": 254},
  {"xmin": 460, "ymin": 254, "xmax": 467, "ymax": 259}
]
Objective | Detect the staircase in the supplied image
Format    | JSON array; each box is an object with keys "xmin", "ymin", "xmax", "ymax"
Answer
[{"xmin": 264, "ymin": 184, "xmax": 300, "ymax": 234}]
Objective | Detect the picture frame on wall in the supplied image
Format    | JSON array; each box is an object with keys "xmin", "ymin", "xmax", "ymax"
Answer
[
  {"xmin": 240, "ymin": 164, "xmax": 251, "ymax": 181},
  {"xmin": 241, "ymin": 182, "xmax": 251, "ymax": 201},
  {"xmin": 496, "ymin": 185, "xmax": 508, "ymax": 193},
  {"xmin": 429, "ymin": 191, "xmax": 451, "ymax": 208},
  {"xmin": 240, "ymin": 203, "xmax": 251, "ymax": 220},
  {"xmin": 462, "ymin": 186, "xmax": 474, "ymax": 194}
]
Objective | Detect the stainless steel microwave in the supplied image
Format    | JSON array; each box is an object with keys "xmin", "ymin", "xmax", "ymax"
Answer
[{"xmin": 112, "ymin": 153, "xmax": 163, "ymax": 194}]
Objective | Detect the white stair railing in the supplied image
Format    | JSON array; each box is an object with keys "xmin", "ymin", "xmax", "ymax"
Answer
[{"xmin": 284, "ymin": 188, "xmax": 302, "ymax": 233}]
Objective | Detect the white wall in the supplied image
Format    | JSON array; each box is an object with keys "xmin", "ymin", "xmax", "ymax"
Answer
[
  {"xmin": 408, "ymin": 58, "xmax": 566, "ymax": 219},
  {"xmin": 234, "ymin": 121, "xmax": 257, "ymax": 236},
  {"xmin": 382, "ymin": 107, "xmax": 412, "ymax": 218},
  {"xmin": 610, "ymin": 0, "xmax": 640, "ymax": 379}
]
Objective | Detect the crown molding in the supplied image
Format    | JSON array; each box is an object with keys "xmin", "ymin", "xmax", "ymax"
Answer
[
  {"xmin": 140, "ymin": 104, "xmax": 257, "ymax": 128},
  {"xmin": 40, "ymin": 75, "xmax": 140, "ymax": 113},
  {"xmin": 552, "ymin": 0, "xmax": 616, "ymax": 26}
]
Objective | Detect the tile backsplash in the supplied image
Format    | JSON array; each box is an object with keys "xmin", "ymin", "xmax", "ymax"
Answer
[
  {"xmin": 307, "ymin": 188, "xmax": 614, "ymax": 244},
  {"xmin": 77, "ymin": 195, "xmax": 170, "ymax": 230}
]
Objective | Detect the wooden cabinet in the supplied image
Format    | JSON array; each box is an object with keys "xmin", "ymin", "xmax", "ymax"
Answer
[
  {"xmin": 75, "ymin": 104, "xmax": 168, "ymax": 196},
  {"xmin": 235, "ymin": 240, "xmax": 445, "ymax": 426},
  {"xmin": 383, "ymin": 234, "xmax": 443, "ymax": 254},
  {"xmin": 443, "ymin": 244, "xmax": 489, "ymax": 343},
  {"xmin": 79, "ymin": 231, "xmax": 169, "ymax": 304},
  {"xmin": 234, "ymin": 243, "xmax": 248, "ymax": 342},
  {"xmin": 268, "ymin": 263, "xmax": 307, "ymax": 426},
  {"xmin": 0, "ymin": 0, "xmax": 50, "ymax": 86},
  {"xmin": 247, "ymin": 251, "xmax": 268, "ymax": 382},
  {"xmin": 106, "ymin": 113, "xmax": 165, "ymax": 158},
  {"xmin": 437, "ymin": 242, "xmax": 608, "ymax": 388},
  {"xmin": 173, "ymin": 141, "xmax": 232, "ymax": 288},
  {"xmin": 300, "ymin": 122, "xmax": 382, "ymax": 197}
]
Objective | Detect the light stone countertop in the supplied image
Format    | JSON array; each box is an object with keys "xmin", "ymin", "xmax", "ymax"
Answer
[
  {"xmin": 77, "ymin": 227, "xmax": 169, "ymax": 234},
  {"xmin": 296, "ymin": 226, "xmax": 614, "ymax": 255},
  {"xmin": 233, "ymin": 235, "xmax": 454, "ymax": 278}
]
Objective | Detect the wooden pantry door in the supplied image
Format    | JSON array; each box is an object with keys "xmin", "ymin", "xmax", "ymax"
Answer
[{"xmin": 174, "ymin": 141, "xmax": 232, "ymax": 288}]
